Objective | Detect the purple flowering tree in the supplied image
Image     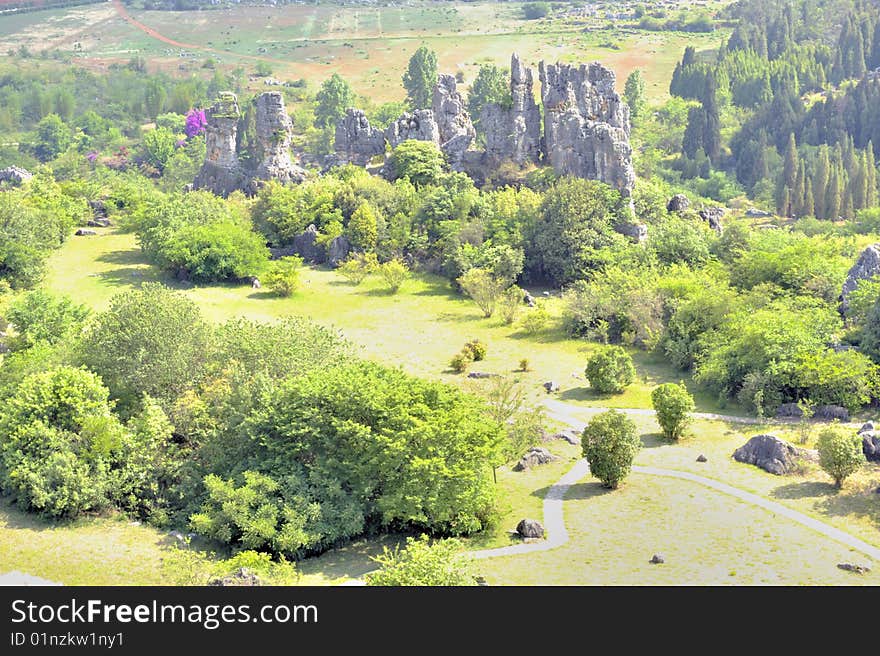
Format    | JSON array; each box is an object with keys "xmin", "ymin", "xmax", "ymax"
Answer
[{"xmin": 184, "ymin": 108, "xmax": 207, "ymax": 139}]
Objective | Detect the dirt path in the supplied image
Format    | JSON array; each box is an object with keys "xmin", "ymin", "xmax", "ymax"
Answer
[
  {"xmin": 544, "ymin": 398, "xmax": 773, "ymax": 427},
  {"xmin": 109, "ymin": 0, "xmax": 292, "ymax": 66}
]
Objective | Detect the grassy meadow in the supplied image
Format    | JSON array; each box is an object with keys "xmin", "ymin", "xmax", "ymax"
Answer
[{"xmin": 0, "ymin": 225, "xmax": 867, "ymax": 586}]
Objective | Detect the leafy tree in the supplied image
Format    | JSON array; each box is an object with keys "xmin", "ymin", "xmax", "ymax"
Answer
[
  {"xmin": 651, "ymin": 383, "xmax": 695, "ymax": 440},
  {"xmin": 0, "ymin": 193, "xmax": 66, "ymax": 289},
  {"xmin": 530, "ymin": 178, "xmax": 632, "ymax": 285},
  {"xmin": 262, "ymin": 256, "xmax": 302, "ymax": 297},
  {"xmin": 624, "ymin": 70, "xmax": 646, "ymax": 123},
  {"xmin": 522, "ymin": 2, "xmax": 550, "ymax": 20},
  {"xmin": 338, "ymin": 252, "xmax": 378, "ymax": 285},
  {"xmin": 581, "ymin": 410, "xmax": 640, "ymax": 489},
  {"xmin": 189, "ymin": 470, "xmax": 320, "ymax": 555},
  {"xmin": 0, "ymin": 367, "xmax": 130, "ymax": 518},
  {"xmin": 378, "ymin": 258, "xmax": 410, "ymax": 293},
  {"xmin": 519, "ymin": 303, "xmax": 549, "ymax": 335},
  {"xmin": 366, "ymin": 534, "xmax": 476, "ymax": 586},
  {"xmin": 162, "ymin": 219, "xmax": 269, "ymax": 282},
  {"xmin": 387, "ymin": 140, "xmax": 445, "ymax": 187},
  {"xmin": 33, "ymin": 114, "xmax": 71, "ymax": 162},
  {"xmin": 816, "ymin": 426, "xmax": 863, "ymax": 489},
  {"xmin": 468, "ymin": 65, "xmax": 511, "ymax": 137},
  {"xmin": 6, "ymin": 290, "xmax": 90, "ymax": 351},
  {"xmin": 79, "ymin": 284, "xmax": 213, "ymax": 411},
  {"xmin": 498, "ymin": 285, "xmax": 524, "ymax": 325},
  {"xmin": 347, "ymin": 202, "xmax": 379, "ymax": 252},
  {"xmin": 144, "ymin": 79, "xmax": 167, "ymax": 120},
  {"xmin": 315, "ymin": 73, "xmax": 356, "ymax": 130},
  {"xmin": 402, "ymin": 46, "xmax": 438, "ymax": 109},
  {"xmin": 648, "ymin": 215, "xmax": 713, "ymax": 266},
  {"xmin": 227, "ymin": 362, "xmax": 502, "ymax": 555},
  {"xmin": 458, "ymin": 268, "xmax": 507, "ymax": 318},
  {"xmin": 141, "ymin": 127, "xmax": 179, "ymax": 173},
  {"xmin": 585, "ymin": 346, "xmax": 636, "ymax": 394}
]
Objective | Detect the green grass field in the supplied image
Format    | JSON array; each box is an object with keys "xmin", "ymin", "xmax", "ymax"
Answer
[{"xmin": 44, "ymin": 227, "xmax": 730, "ymax": 415}]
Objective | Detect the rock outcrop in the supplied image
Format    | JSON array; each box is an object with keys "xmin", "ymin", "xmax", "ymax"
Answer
[
  {"xmin": 666, "ymin": 194, "xmax": 690, "ymax": 213},
  {"xmin": 0, "ymin": 166, "xmax": 33, "ymax": 186},
  {"xmin": 512, "ymin": 446, "xmax": 558, "ymax": 471},
  {"xmin": 859, "ymin": 423, "xmax": 880, "ymax": 462},
  {"xmin": 482, "ymin": 53, "xmax": 543, "ymax": 167},
  {"xmin": 193, "ymin": 92, "xmax": 245, "ymax": 197},
  {"xmin": 327, "ymin": 235, "xmax": 351, "ymax": 267},
  {"xmin": 841, "ymin": 243, "xmax": 880, "ymax": 314},
  {"xmin": 250, "ymin": 91, "xmax": 305, "ymax": 186},
  {"xmin": 385, "ymin": 109, "xmax": 440, "ymax": 149},
  {"xmin": 432, "ymin": 74, "xmax": 476, "ymax": 169},
  {"xmin": 516, "ymin": 518, "xmax": 545, "ymax": 539},
  {"xmin": 699, "ymin": 207, "xmax": 725, "ymax": 234},
  {"xmin": 539, "ymin": 60, "xmax": 635, "ymax": 197},
  {"xmin": 292, "ymin": 224, "xmax": 324, "ymax": 263},
  {"xmin": 195, "ymin": 92, "xmax": 305, "ymax": 196},
  {"xmin": 732, "ymin": 434, "xmax": 815, "ymax": 475},
  {"xmin": 334, "ymin": 108, "xmax": 386, "ymax": 166}
]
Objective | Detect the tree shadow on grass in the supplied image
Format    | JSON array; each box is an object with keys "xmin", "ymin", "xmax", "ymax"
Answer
[
  {"xmin": 563, "ymin": 481, "xmax": 614, "ymax": 500},
  {"xmin": 640, "ymin": 432, "xmax": 667, "ymax": 449},
  {"xmin": 434, "ymin": 311, "xmax": 476, "ymax": 323},
  {"xmin": 247, "ymin": 291, "xmax": 281, "ymax": 300},
  {"xmin": 558, "ymin": 387, "xmax": 605, "ymax": 402},
  {"xmin": 0, "ymin": 497, "xmax": 56, "ymax": 533},
  {"xmin": 95, "ymin": 248, "xmax": 149, "ymax": 267},
  {"xmin": 357, "ymin": 287, "xmax": 399, "ymax": 297},
  {"xmin": 816, "ymin": 487, "xmax": 880, "ymax": 527},
  {"xmin": 296, "ymin": 533, "xmax": 408, "ymax": 581},
  {"xmin": 771, "ymin": 481, "xmax": 837, "ymax": 500}
]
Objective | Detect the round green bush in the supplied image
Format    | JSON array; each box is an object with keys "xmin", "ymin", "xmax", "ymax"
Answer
[
  {"xmin": 651, "ymin": 382, "xmax": 695, "ymax": 440},
  {"xmin": 581, "ymin": 410, "xmax": 640, "ymax": 489},
  {"xmin": 585, "ymin": 346, "xmax": 636, "ymax": 394},
  {"xmin": 464, "ymin": 339, "xmax": 487, "ymax": 361},
  {"xmin": 816, "ymin": 426, "xmax": 863, "ymax": 488},
  {"xmin": 450, "ymin": 352, "xmax": 472, "ymax": 373}
]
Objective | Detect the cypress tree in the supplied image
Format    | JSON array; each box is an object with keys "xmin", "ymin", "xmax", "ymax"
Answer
[
  {"xmin": 814, "ymin": 146, "xmax": 830, "ymax": 218},
  {"xmin": 843, "ymin": 177, "xmax": 855, "ymax": 218},
  {"xmin": 794, "ymin": 160, "xmax": 806, "ymax": 216},
  {"xmin": 783, "ymin": 133, "xmax": 798, "ymax": 191},
  {"xmin": 826, "ymin": 165, "xmax": 842, "ymax": 220},
  {"xmin": 852, "ymin": 151, "xmax": 869, "ymax": 210},
  {"xmin": 804, "ymin": 177, "xmax": 815, "ymax": 218},
  {"xmin": 682, "ymin": 106, "xmax": 705, "ymax": 159},
  {"xmin": 682, "ymin": 46, "xmax": 697, "ymax": 68},
  {"xmin": 867, "ymin": 140, "xmax": 878, "ymax": 207},
  {"xmin": 872, "ymin": 18, "xmax": 880, "ymax": 69},
  {"xmin": 702, "ymin": 73, "xmax": 722, "ymax": 164}
]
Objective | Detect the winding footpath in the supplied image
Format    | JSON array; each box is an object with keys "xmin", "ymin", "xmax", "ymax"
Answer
[
  {"xmin": 468, "ymin": 399, "xmax": 880, "ymax": 562},
  {"xmin": 342, "ymin": 400, "xmax": 879, "ymax": 583}
]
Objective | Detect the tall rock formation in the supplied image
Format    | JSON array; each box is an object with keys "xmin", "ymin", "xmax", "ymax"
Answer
[
  {"xmin": 250, "ymin": 91, "xmax": 305, "ymax": 185},
  {"xmin": 482, "ymin": 53, "xmax": 543, "ymax": 166},
  {"xmin": 193, "ymin": 92, "xmax": 245, "ymax": 197},
  {"xmin": 539, "ymin": 61, "xmax": 635, "ymax": 197},
  {"xmin": 841, "ymin": 243, "xmax": 880, "ymax": 314},
  {"xmin": 385, "ymin": 109, "xmax": 441, "ymax": 149},
  {"xmin": 194, "ymin": 92, "xmax": 305, "ymax": 195},
  {"xmin": 334, "ymin": 108, "xmax": 386, "ymax": 166},
  {"xmin": 432, "ymin": 74, "xmax": 476, "ymax": 169}
]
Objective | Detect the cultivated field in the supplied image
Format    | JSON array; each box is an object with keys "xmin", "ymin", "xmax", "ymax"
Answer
[{"xmin": 0, "ymin": 2, "xmax": 727, "ymax": 102}]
